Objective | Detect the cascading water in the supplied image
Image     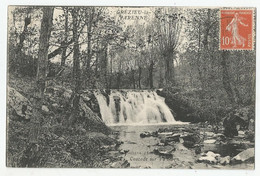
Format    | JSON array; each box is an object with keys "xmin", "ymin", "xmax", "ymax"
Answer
[{"xmin": 94, "ymin": 90, "xmax": 177, "ymax": 125}]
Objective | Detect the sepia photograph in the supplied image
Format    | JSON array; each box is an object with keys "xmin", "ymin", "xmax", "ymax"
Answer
[{"xmin": 6, "ymin": 5, "xmax": 256, "ymax": 169}]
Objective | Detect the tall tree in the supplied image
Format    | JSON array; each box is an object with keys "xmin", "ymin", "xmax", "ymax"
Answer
[
  {"xmin": 68, "ymin": 7, "xmax": 81, "ymax": 125},
  {"xmin": 61, "ymin": 7, "xmax": 69, "ymax": 66},
  {"xmin": 31, "ymin": 7, "xmax": 54, "ymax": 144},
  {"xmin": 155, "ymin": 8, "xmax": 183, "ymax": 85},
  {"xmin": 72, "ymin": 8, "xmax": 81, "ymax": 91},
  {"xmin": 35, "ymin": 7, "xmax": 54, "ymax": 99}
]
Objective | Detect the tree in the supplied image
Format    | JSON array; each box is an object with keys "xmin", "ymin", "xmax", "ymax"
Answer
[
  {"xmin": 15, "ymin": 7, "xmax": 32, "ymax": 70},
  {"xmin": 221, "ymin": 50, "xmax": 235, "ymax": 105},
  {"xmin": 31, "ymin": 6, "xmax": 54, "ymax": 143},
  {"xmin": 35, "ymin": 7, "xmax": 54, "ymax": 99},
  {"xmin": 68, "ymin": 7, "xmax": 81, "ymax": 125},
  {"xmin": 155, "ymin": 8, "xmax": 184, "ymax": 85}
]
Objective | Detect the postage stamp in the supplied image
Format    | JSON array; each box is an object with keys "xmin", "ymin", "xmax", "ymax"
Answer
[{"xmin": 220, "ymin": 9, "xmax": 254, "ymax": 50}]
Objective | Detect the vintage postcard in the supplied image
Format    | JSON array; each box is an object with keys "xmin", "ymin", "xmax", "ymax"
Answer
[{"xmin": 6, "ymin": 5, "xmax": 256, "ymax": 169}]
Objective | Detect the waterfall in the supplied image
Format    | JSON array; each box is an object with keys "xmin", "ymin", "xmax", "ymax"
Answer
[{"xmin": 94, "ymin": 90, "xmax": 177, "ymax": 125}]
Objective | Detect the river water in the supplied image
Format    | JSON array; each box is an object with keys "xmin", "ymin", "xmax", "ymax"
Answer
[
  {"xmin": 109, "ymin": 124, "xmax": 254, "ymax": 169},
  {"xmin": 93, "ymin": 90, "xmax": 254, "ymax": 169}
]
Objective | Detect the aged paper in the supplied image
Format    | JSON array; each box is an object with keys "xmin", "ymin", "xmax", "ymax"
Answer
[{"xmin": 4, "ymin": 3, "xmax": 257, "ymax": 172}]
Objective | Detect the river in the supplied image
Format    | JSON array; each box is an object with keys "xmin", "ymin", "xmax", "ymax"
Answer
[
  {"xmin": 108, "ymin": 124, "xmax": 254, "ymax": 169},
  {"xmin": 93, "ymin": 90, "xmax": 254, "ymax": 169}
]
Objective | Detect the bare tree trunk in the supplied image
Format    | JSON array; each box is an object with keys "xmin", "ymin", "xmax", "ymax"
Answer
[
  {"xmin": 85, "ymin": 8, "xmax": 94, "ymax": 88},
  {"xmin": 109, "ymin": 56, "xmax": 113, "ymax": 89},
  {"xmin": 31, "ymin": 7, "xmax": 53, "ymax": 144},
  {"xmin": 35, "ymin": 7, "xmax": 54, "ymax": 99},
  {"xmin": 165, "ymin": 53, "xmax": 174, "ymax": 85},
  {"xmin": 116, "ymin": 72, "xmax": 121, "ymax": 89},
  {"xmin": 131, "ymin": 68, "xmax": 135, "ymax": 89},
  {"xmin": 69, "ymin": 8, "xmax": 81, "ymax": 126},
  {"xmin": 98, "ymin": 43, "xmax": 109, "ymax": 88},
  {"xmin": 221, "ymin": 50, "xmax": 235, "ymax": 106},
  {"xmin": 104, "ymin": 44, "xmax": 109, "ymax": 89},
  {"xmin": 158, "ymin": 59, "xmax": 164, "ymax": 88},
  {"xmin": 138, "ymin": 66, "xmax": 142, "ymax": 89},
  {"xmin": 148, "ymin": 61, "xmax": 154, "ymax": 89},
  {"xmin": 61, "ymin": 7, "xmax": 69, "ymax": 66}
]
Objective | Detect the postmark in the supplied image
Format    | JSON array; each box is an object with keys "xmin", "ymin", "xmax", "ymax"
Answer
[{"xmin": 220, "ymin": 9, "xmax": 254, "ymax": 50}]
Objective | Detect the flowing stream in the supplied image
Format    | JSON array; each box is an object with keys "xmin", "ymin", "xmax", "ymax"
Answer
[
  {"xmin": 93, "ymin": 90, "xmax": 253, "ymax": 168},
  {"xmin": 94, "ymin": 90, "xmax": 176, "ymax": 125}
]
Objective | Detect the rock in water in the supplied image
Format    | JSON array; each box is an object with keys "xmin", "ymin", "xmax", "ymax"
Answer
[
  {"xmin": 158, "ymin": 132, "xmax": 173, "ymax": 138},
  {"xmin": 180, "ymin": 134, "xmax": 200, "ymax": 148},
  {"xmin": 198, "ymin": 156, "xmax": 217, "ymax": 164},
  {"xmin": 8, "ymin": 86, "xmax": 33, "ymax": 120},
  {"xmin": 231, "ymin": 148, "xmax": 254, "ymax": 163},
  {"xmin": 204, "ymin": 139, "xmax": 216, "ymax": 144},
  {"xmin": 165, "ymin": 134, "xmax": 180, "ymax": 143},
  {"xmin": 140, "ymin": 132, "xmax": 151, "ymax": 138},
  {"xmin": 197, "ymin": 151, "xmax": 220, "ymax": 164},
  {"xmin": 220, "ymin": 156, "xmax": 231, "ymax": 165}
]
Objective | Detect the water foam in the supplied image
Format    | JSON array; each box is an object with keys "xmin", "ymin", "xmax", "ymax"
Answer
[{"xmin": 94, "ymin": 90, "xmax": 177, "ymax": 125}]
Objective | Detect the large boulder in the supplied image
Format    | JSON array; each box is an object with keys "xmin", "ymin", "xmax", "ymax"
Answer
[
  {"xmin": 45, "ymin": 85, "xmax": 72, "ymax": 105},
  {"xmin": 8, "ymin": 86, "xmax": 33, "ymax": 120},
  {"xmin": 78, "ymin": 97, "xmax": 111, "ymax": 134},
  {"xmin": 80, "ymin": 91, "xmax": 101, "ymax": 116},
  {"xmin": 223, "ymin": 106, "xmax": 255, "ymax": 137},
  {"xmin": 231, "ymin": 148, "xmax": 254, "ymax": 163}
]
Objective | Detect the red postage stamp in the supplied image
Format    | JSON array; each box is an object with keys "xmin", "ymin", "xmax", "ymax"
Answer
[{"xmin": 220, "ymin": 9, "xmax": 254, "ymax": 50}]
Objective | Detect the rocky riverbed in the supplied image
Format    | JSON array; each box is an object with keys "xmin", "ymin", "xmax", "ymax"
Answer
[{"xmin": 100, "ymin": 124, "xmax": 254, "ymax": 169}]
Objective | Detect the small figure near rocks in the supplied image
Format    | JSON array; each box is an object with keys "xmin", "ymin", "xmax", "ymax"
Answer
[{"xmin": 223, "ymin": 110, "xmax": 248, "ymax": 137}]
